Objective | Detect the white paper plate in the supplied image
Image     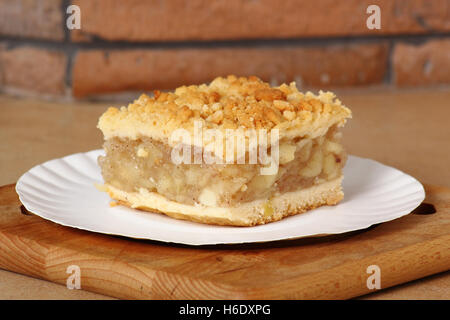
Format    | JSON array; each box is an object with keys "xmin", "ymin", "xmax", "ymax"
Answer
[{"xmin": 16, "ymin": 150, "xmax": 425, "ymax": 245}]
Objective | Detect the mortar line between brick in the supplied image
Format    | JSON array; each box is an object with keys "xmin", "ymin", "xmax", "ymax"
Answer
[
  {"xmin": 0, "ymin": 33, "xmax": 449, "ymax": 51},
  {"xmin": 61, "ymin": 0, "xmax": 75, "ymax": 93}
]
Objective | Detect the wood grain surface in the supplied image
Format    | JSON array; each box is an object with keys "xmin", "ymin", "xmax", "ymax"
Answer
[{"xmin": 0, "ymin": 183, "xmax": 448, "ymax": 300}]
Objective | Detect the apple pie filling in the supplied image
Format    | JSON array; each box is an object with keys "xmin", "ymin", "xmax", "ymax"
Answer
[{"xmin": 98, "ymin": 125, "xmax": 346, "ymax": 207}]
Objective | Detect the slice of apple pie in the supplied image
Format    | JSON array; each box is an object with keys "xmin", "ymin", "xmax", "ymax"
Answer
[{"xmin": 97, "ymin": 75, "xmax": 352, "ymax": 226}]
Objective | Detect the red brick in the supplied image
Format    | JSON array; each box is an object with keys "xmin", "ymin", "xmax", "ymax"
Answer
[
  {"xmin": 393, "ymin": 39, "xmax": 450, "ymax": 86},
  {"xmin": 71, "ymin": 0, "xmax": 450, "ymax": 42},
  {"xmin": 0, "ymin": 46, "xmax": 67, "ymax": 95},
  {"xmin": 0, "ymin": 0, "xmax": 64, "ymax": 41},
  {"xmin": 72, "ymin": 43, "xmax": 388, "ymax": 98}
]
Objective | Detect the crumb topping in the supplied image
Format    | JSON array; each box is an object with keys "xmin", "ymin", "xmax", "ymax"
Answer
[{"xmin": 98, "ymin": 75, "xmax": 351, "ymax": 142}]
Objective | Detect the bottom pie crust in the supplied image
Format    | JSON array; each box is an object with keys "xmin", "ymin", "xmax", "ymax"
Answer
[{"xmin": 99, "ymin": 177, "xmax": 344, "ymax": 227}]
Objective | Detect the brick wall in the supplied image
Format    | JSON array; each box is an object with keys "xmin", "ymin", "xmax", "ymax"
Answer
[{"xmin": 0, "ymin": 0, "xmax": 449, "ymax": 99}]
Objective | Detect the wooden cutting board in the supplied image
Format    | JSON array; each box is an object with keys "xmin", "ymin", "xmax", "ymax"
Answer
[{"xmin": 0, "ymin": 183, "xmax": 448, "ymax": 299}]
